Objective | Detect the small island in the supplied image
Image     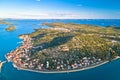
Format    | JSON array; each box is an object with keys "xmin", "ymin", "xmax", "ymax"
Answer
[
  {"xmin": 5, "ymin": 25, "xmax": 16, "ymax": 31},
  {"xmin": 6, "ymin": 22, "xmax": 120, "ymax": 73},
  {"xmin": 0, "ymin": 20, "xmax": 16, "ymax": 31},
  {"xmin": 0, "ymin": 20, "xmax": 10, "ymax": 25}
]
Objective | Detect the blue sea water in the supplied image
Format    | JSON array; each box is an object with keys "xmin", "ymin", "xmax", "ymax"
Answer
[{"xmin": 0, "ymin": 19, "xmax": 120, "ymax": 80}]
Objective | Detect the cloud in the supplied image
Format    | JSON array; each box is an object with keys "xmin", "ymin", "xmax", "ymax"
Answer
[
  {"xmin": 11, "ymin": 12, "xmax": 82, "ymax": 19},
  {"xmin": 2, "ymin": 11, "xmax": 116, "ymax": 19}
]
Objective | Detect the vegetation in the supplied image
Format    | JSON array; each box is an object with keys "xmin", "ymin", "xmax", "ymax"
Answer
[
  {"xmin": 0, "ymin": 20, "xmax": 16, "ymax": 31},
  {"xmin": 29, "ymin": 22, "xmax": 120, "ymax": 62},
  {"xmin": 5, "ymin": 25, "xmax": 16, "ymax": 31},
  {"xmin": 7, "ymin": 22, "xmax": 120, "ymax": 71}
]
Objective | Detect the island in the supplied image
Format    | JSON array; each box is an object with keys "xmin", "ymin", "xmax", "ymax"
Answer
[
  {"xmin": 0, "ymin": 20, "xmax": 16, "ymax": 31},
  {"xmin": 0, "ymin": 20, "xmax": 10, "ymax": 25},
  {"xmin": 5, "ymin": 25, "xmax": 16, "ymax": 31},
  {"xmin": 6, "ymin": 22, "xmax": 120, "ymax": 73}
]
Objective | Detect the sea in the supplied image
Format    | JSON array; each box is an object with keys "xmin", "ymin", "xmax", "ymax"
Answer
[{"xmin": 0, "ymin": 19, "xmax": 120, "ymax": 80}]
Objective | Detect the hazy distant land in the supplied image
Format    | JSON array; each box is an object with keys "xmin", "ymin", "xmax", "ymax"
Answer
[{"xmin": 0, "ymin": 20, "xmax": 16, "ymax": 31}]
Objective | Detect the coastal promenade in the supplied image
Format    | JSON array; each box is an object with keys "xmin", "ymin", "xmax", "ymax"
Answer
[{"xmin": 12, "ymin": 56, "xmax": 120, "ymax": 74}]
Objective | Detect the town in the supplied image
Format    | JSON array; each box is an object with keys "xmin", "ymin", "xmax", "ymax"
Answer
[{"xmin": 6, "ymin": 35, "xmax": 104, "ymax": 71}]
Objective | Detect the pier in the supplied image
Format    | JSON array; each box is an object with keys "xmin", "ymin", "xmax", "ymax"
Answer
[{"xmin": 0, "ymin": 61, "xmax": 6, "ymax": 72}]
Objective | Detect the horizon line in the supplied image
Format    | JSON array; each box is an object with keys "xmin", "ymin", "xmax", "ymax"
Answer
[{"xmin": 0, "ymin": 18, "xmax": 120, "ymax": 20}]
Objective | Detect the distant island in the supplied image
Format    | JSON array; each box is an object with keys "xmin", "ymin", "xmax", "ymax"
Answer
[
  {"xmin": 5, "ymin": 25, "xmax": 16, "ymax": 31},
  {"xmin": 0, "ymin": 20, "xmax": 16, "ymax": 31},
  {"xmin": 0, "ymin": 20, "xmax": 10, "ymax": 25},
  {"xmin": 6, "ymin": 22, "xmax": 120, "ymax": 73}
]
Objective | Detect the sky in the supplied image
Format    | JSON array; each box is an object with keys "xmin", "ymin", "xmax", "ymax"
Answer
[{"xmin": 0, "ymin": 0, "xmax": 120, "ymax": 19}]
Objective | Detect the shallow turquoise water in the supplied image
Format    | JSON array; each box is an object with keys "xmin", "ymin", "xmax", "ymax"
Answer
[{"xmin": 0, "ymin": 19, "xmax": 120, "ymax": 80}]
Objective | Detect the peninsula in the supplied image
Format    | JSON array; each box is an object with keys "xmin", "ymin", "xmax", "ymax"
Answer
[{"xmin": 6, "ymin": 22, "xmax": 120, "ymax": 73}]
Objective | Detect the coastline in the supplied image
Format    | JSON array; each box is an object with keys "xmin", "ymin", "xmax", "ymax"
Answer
[{"xmin": 11, "ymin": 57, "xmax": 120, "ymax": 74}]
